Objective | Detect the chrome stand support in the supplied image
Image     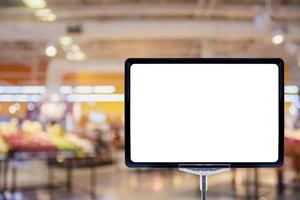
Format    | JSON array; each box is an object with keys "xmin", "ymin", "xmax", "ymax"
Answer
[{"xmin": 179, "ymin": 167, "xmax": 230, "ymax": 200}]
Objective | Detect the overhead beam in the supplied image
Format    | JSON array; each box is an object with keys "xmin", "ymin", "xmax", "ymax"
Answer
[
  {"xmin": 0, "ymin": 4, "xmax": 300, "ymax": 21},
  {"xmin": 0, "ymin": 19, "xmax": 300, "ymax": 42}
]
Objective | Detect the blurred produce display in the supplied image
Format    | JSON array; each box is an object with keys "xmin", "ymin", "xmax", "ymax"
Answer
[
  {"xmin": 0, "ymin": 119, "xmax": 95, "ymax": 156},
  {"xmin": 285, "ymin": 129, "xmax": 300, "ymax": 141},
  {"xmin": 21, "ymin": 120, "xmax": 43, "ymax": 134},
  {"xmin": 48, "ymin": 134, "xmax": 77, "ymax": 152},
  {"xmin": 0, "ymin": 118, "xmax": 18, "ymax": 135},
  {"xmin": 3, "ymin": 133, "xmax": 57, "ymax": 152},
  {"xmin": 0, "ymin": 135, "xmax": 9, "ymax": 154},
  {"xmin": 65, "ymin": 134, "xmax": 94, "ymax": 155},
  {"xmin": 285, "ymin": 129, "xmax": 300, "ymax": 156}
]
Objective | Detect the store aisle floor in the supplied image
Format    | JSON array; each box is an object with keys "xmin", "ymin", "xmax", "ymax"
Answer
[{"xmin": 2, "ymin": 161, "xmax": 300, "ymax": 200}]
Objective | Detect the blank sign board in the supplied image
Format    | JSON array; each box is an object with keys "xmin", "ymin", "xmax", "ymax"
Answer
[{"xmin": 125, "ymin": 58, "xmax": 284, "ymax": 168}]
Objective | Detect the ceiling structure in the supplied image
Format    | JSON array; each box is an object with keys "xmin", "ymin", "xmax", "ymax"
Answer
[{"xmin": 0, "ymin": 0, "xmax": 299, "ymax": 85}]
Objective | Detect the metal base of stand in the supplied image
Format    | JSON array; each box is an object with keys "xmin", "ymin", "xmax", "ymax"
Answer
[{"xmin": 179, "ymin": 167, "xmax": 230, "ymax": 200}]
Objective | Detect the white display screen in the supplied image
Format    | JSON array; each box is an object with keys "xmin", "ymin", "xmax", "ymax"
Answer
[{"xmin": 130, "ymin": 63, "xmax": 279, "ymax": 163}]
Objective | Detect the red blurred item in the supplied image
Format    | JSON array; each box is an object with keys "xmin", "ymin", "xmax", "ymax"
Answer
[
  {"xmin": 285, "ymin": 137, "xmax": 300, "ymax": 156},
  {"xmin": 3, "ymin": 133, "xmax": 57, "ymax": 152}
]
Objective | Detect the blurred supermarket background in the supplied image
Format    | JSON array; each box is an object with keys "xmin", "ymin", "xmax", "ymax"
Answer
[{"xmin": 0, "ymin": 0, "xmax": 299, "ymax": 200}]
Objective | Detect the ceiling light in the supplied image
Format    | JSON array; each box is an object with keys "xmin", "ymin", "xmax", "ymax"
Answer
[
  {"xmin": 40, "ymin": 13, "xmax": 56, "ymax": 22},
  {"xmin": 23, "ymin": 0, "xmax": 46, "ymax": 9},
  {"xmin": 34, "ymin": 8, "xmax": 52, "ymax": 16},
  {"xmin": 60, "ymin": 36, "xmax": 73, "ymax": 47},
  {"xmin": 75, "ymin": 52, "xmax": 86, "ymax": 60},
  {"xmin": 66, "ymin": 94, "xmax": 124, "ymax": 102},
  {"xmin": 22, "ymin": 86, "xmax": 46, "ymax": 94},
  {"xmin": 0, "ymin": 86, "xmax": 46, "ymax": 94},
  {"xmin": 45, "ymin": 45, "xmax": 57, "ymax": 57},
  {"xmin": 285, "ymin": 94, "xmax": 299, "ymax": 102},
  {"xmin": 70, "ymin": 44, "xmax": 80, "ymax": 52},
  {"xmin": 9, "ymin": 105, "xmax": 17, "ymax": 114},
  {"xmin": 67, "ymin": 51, "xmax": 86, "ymax": 61},
  {"xmin": 93, "ymin": 86, "xmax": 116, "ymax": 94},
  {"xmin": 285, "ymin": 85, "xmax": 299, "ymax": 94},
  {"xmin": 0, "ymin": 86, "xmax": 22, "ymax": 94},
  {"xmin": 33, "ymin": 8, "xmax": 57, "ymax": 23},
  {"xmin": 0, "ymin": 95, "xmax": 40, "ymax": 102},
  {"xmin": 74, "ymin": 86, "xmax": 93, "ymax": 94},
  {"xmin": 272, "ymin": 28, "xmax": 285, "ymax": 45},
  {"xmin": 298, "ymin": 60, "xmax": 300, "ymax": 68},
  {"xmin": 60, "ymin": 86, "xmax": 73, "ymax": 94},
  {"xmin": 272, "ymin": 34, "xmax": 284, "ymax": 45}
]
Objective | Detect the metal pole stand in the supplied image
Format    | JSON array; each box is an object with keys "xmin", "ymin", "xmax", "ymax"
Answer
[{"xmin": 179, "ymin": 166, "xmax": 230, "ymax": 200}]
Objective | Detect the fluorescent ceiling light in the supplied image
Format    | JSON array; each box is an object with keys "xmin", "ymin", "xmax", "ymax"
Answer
[
  {"xmin": 0, "ymin": 86, "xmax": 46, "ymax": 94},
  {"xmin": 60, "ymin": 86, "xmax": 73, "ymax": 94},
  {"xmin": 285, "ymin": 85, "xmax": 299, "ymax": 94},
  {"xmin": 23, "ymin": 0, "xmax": 46, "ymax": 9},
  {"xmin": 74, "ymin": 86, "xmax": 93, "ymax": 94},
  {"xmin": 0, "ymin": 95, "xmax": 41, "ymax": 102},
  {"xmin": 0, "ymin": 86, "xmax": 116, "ymax": 95},
  {"xmin": 0, "ymin": 86, "xmax": 22, "ymax": 94},
  {"xmin": 93, "ymin": 86, "xmax": 116, "ymax": 94},
  {"xmin": 67, "ymin": 94, "xmax": 124, "ymax": 102},
  {"xmin": 34, "ymin": 8, "xmax": 52, "ymax": 16},
  {"xmin": 285, "ymin": 94, "xmax": 299, "ymax": 102},
  {"xmin": 40, "ymin": 13, "xmax": 56, "ymax": 22},
  {"xmin": 22, "ymin": 86, "xmax": 46, "ymax": 94}
]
